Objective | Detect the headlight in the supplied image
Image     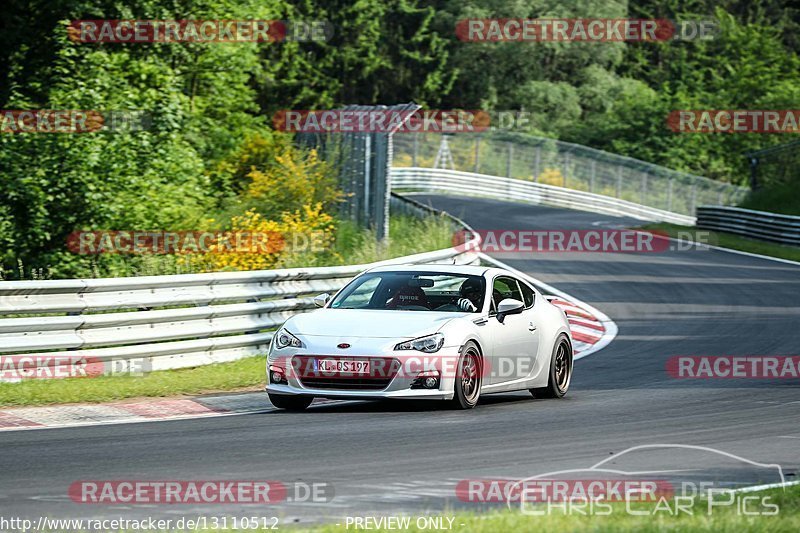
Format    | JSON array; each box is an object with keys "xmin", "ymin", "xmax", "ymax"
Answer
[
  {"xmin": 395, "ymin": 333, "xmax": 444, "ymax": 353},
  {"xmin": 274, "ymin": 328, "xmax": 303, "ymax": 349}
]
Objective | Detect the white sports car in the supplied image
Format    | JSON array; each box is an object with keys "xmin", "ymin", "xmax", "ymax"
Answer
[{"xmin": 266, "ymin": 264, "xmax": 573, "ymax": 410}]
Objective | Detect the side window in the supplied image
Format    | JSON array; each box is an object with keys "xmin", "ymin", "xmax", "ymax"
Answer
[
  {"xmin": 492, "ymin": 276, "xmax": 524, "ymax": 310},
  {"xmin": 517, "ymin": 279, "xmax": 535, "ymax": 308},
  {"xmin": 332, "ymin": 276, "xmax": 381, "ymax": 308}
]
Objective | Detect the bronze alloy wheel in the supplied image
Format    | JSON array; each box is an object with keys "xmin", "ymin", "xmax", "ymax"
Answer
[
  {"xmin": 451, "ymin": 341, "xmax": 482, "ymax": 409},
  {"xmin": 531, "ymin": 335, "xmax": 572, "ymax": 399}
]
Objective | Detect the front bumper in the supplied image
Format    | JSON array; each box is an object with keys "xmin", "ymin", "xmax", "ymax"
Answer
[
  {"xmin": 266, "ymin": 347, "xmax": 462, "ymax": 401},
  {"xmin": 265, "ymin": 383, "xmax": 453, "ymax": 401}
]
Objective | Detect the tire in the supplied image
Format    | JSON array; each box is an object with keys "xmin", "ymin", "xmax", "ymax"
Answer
[
  {"xmin": 531, "ymin": 334, "xmax": 572, "ymax": 399},
  {"xmin": 449, "ymin": 341, "xmax": 482, "ymax": 409},
  {"xmin": 268, "ymin": 393, "xmax": 313, "ymax": 411}
]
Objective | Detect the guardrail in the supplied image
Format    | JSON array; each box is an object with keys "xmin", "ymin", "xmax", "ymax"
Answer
[
  {"xmin": 697, "ymin": 206, "xmax": 800, "ymax": 246},
  {"xmin": 390, "ymin": 167, "xmax": 696, "ymax": 225},
  {"xmin": 0, "ymin": 233, "xmax": 479, "ymax": 378},
  {"xmin": 393, "ymin": 132, "xmax": 749, "ymax": 216}
]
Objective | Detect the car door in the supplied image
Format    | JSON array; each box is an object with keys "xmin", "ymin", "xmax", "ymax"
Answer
[
  {"xmin": 484, "ymin": 276, "xmax": 539, "ymax": 386},
  {"xmin": 515, "ymin": 278, "xmax": 543, "ymax": 382}
]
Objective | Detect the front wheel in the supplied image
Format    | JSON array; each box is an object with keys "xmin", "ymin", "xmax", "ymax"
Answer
[
  {"xmin": 268, "ymin": 393, "xmax": 313, "ymax": 411},
  {"xmin": 531, "ymin": 334, "xmax": 572, "ymax": 399},
  {"xmin": 449, "ymin": 342, "xmax": 482, "ymax": 409}
]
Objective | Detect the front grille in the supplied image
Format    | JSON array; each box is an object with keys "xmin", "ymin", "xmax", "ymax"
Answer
[
  {"xmin": 297, "ymin": 377, "xmax": 392, "ymax": 390},
  {"xmin": 294, "ymin": 356, "xmax": 400, "ymax": 391}
]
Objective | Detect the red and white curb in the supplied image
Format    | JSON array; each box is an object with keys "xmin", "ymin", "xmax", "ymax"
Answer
[
  {"xmin": 549, "ymin": 298, "xmax": 607, "ymax": 357},
  {"xmin": 0, "ymin": 397, "xmax": 246, "ymax": 431},
  {"xmin": 0, "ymin": 395, "xmax": 339, "ymax": 432}
]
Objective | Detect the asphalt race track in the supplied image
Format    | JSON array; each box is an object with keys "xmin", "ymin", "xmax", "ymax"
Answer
[{"xmin": 1, "ymin": 194, "xmax": 799, "ymax": 525}]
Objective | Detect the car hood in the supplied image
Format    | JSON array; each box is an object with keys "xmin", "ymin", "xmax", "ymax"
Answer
[{"xmin": 285, "ymin": 309, "xmax": 469, "ymax": 339}]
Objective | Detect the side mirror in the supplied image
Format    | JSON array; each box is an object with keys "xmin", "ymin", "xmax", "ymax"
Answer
[
  {"xmin": 496, "ymin": 298, "xmax": 524, "ymax": 323},
  {"xmin": 313, "ymin": 293, "xmax": 331, "ymax": 308}
]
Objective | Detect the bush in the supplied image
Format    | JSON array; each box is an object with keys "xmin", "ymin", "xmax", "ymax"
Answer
[{"xmin": 185, "ymin": 204, "xmax": 336, "ymax": 272}]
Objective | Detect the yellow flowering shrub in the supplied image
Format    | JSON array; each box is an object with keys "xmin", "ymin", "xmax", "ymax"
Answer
[
  {"xmin": 246, "ymin": 145, "xmax": 342, "ymax": 215},
  {"xmin": 67, "ymin": 135, "xmax": 351, "ymax": 277},
  {"xmin": 186, "ymin": 204, "xmax": 336, "ymax": 272},
  {"xmin": 535, "ymin": 167, "xmax": 565, "ymax": 186},
  {"xmin": 211, "ymin": 135, "xmax": 285, "ymax": 191},
  {"xmin": 188, "ymin": 134, "xmax": 343, "ymax": 272}
]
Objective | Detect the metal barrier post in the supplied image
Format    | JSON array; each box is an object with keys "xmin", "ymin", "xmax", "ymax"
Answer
[
  {"xmin": 641, "ymin": 172, "xmax": 648, "ymax": 205},
  {"xmin": 668, "ymin": 178, "xmax": 673, "ymax": 211},
  {"xmin": 506, "ymin": 142, "xmax": 513, "ymax": 178}
]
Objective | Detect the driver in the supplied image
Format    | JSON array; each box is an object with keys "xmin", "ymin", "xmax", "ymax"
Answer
[{"xmin": 457, "ymin": 277, "xmax": 484, "ymax": 312}]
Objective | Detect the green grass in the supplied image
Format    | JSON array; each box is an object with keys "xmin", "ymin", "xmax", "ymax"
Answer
[
  {"xmin": 739, "ymin": 181, "xmax": 800, "ymax": 216},
  {"xmin": 278, "ymin": 214, "xmax": 456, "ymax": 268},
  {"xmin": 0, "ymin": 356, "xmax": 265, "ymax": 407},
  {"xmin": 641, "ymin": 223, "xmax": 800, "ymax": 263}
]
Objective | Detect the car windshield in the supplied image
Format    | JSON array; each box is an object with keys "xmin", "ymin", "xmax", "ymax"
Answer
[{"xmin": 330, "ymin": 271, "xmax": 486, "ymax": 312}]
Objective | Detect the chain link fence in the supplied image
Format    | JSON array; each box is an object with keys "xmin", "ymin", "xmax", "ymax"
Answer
[
  {"xmin": 297, "ymin": 103, "xmax": 420, "ymax": 240},
  {"xmin": 746, "ymin": 140, "xmax": 800, "ymax": 190},
  {"xmin": 393, "ymin": 132, "xmax": 749, "ymax": 217}
]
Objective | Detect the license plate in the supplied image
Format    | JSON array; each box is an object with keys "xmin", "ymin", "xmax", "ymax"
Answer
[{"xmin": 315, "ymin": 359, "xmax": 370, "ymax": 374}]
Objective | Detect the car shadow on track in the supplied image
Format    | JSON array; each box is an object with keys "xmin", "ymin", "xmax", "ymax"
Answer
[{"xmin": 266, "ymin": 392, "xmax": 542, "ymax": 414}]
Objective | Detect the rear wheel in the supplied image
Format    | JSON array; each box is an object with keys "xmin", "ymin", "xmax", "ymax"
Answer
[
  {"xmin": 268, "ymin": 393, "xmax": 313, "ymax": 411},
  {"xmin": 449, "ymin": 342, "xmax": 482, "ymax": 409},
  {"xmin": 531, "ymin": 335, "xmax": 572, "ymax": 399}
]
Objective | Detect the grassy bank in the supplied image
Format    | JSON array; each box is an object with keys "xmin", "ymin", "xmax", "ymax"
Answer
[
  {"xmin": 738, "ymin": 182, "xmax": 800, "ymax": 216},
  {"xmin": 280, "ymin": 213, "xmax": 456, "ymax": 268},
  {"xmin": 641, "ymin": 223, "xmax": 800, "ymax": 263},
  {"xmin": 0, "ymin": 356, "xmax": 265, "ymax": 407}
]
